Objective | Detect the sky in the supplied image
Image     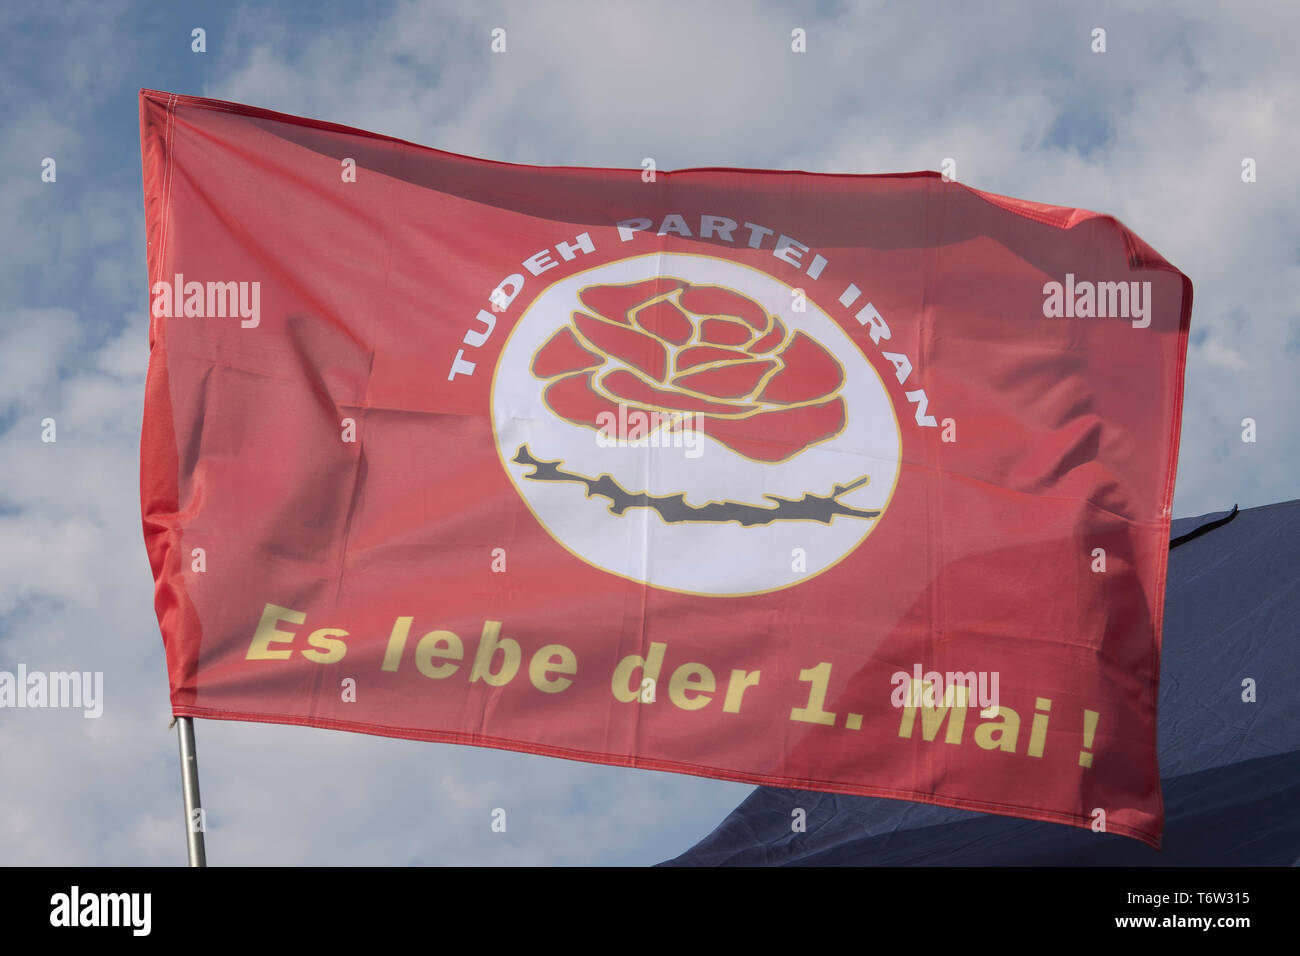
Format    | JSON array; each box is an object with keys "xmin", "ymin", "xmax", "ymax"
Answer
[{"xmin": 0, "ymin": 0, "xmax": 1296, "ymax": 865}]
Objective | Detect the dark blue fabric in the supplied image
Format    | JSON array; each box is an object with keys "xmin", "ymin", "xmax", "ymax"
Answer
[{"xmin": 663, "ymin": 500, "xmax": 1300, "ymax": 865}]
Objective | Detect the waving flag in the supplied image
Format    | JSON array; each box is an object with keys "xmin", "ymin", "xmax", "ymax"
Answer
[{"xmin": 138, "ymin": 89, "xmax": 1191, "ymax": 846}]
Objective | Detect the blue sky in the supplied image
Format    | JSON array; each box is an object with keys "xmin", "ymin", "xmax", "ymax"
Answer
[{"xmin": 0, "ymin": 0, "xmax": 1296, "ymax": 864}]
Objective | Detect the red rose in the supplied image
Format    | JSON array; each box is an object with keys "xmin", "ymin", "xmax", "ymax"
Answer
[{"xmin": 530, "ymin": 279, "xmax": 845, "ymax": 463}]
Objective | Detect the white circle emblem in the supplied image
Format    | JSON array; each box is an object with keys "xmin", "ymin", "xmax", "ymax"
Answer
[{"xmin": 491, "ymin": 253, "xmax": 901, "ymax": 597}]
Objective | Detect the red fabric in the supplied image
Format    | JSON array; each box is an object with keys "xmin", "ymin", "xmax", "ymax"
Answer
[{"xmin": 138, "ymin": 89, "xmax": 1191, "ymax": 846}]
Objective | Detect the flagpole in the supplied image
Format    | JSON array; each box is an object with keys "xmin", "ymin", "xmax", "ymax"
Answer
[{"xmin": 176, "ymin": 716, "xmax": 207, "ymax": 867}]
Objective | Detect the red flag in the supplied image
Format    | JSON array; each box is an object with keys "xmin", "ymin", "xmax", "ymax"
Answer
[{"xmin": 139, "ymin": 89, "xmax": 1190, "ymax": 846}]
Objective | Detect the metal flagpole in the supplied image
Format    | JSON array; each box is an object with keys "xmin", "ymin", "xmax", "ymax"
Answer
[{"xmin": 175, "ymin": 716, "xmax": 207, "ymax": 866}]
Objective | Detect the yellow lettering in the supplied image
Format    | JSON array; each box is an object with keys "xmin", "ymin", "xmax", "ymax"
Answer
[
  {"xmin": 302, "ymin": 627, "xmax": 347, "ymax": 664},
  {"xmin": 414, "ymin": 630, "xmax": 463, "ymax": 679},
  {"xmin": 469, "ymin": 621, "xmax": 519, "ymax": 686},
  {"xmin": 669, "ymin": 662, "xmax": 715, "ymax": 710},
  {"xmin": 897, "ymin": 679, "xmax": 967, "ymax": 744},
  {"xmin": 611, "ymin": 642, "xmax": 667, "ymax": 703},
  {"xmin": 529, "ymin": 644, "xmax": 577, "ymax": 693},
  {"xmin": 722, "ymin": 669, "xmax": 760, "ymax": 713},
  {"xmin": 973, "ymin": 705, "xmax": 1021, "ymax": 752},
  {"xmin": 381, "ymin": 616, "xmax": 413, "ymax": 672},
  {"xmin": 246, "ymin": 604, "xmax": 304, "ymax": 660}
]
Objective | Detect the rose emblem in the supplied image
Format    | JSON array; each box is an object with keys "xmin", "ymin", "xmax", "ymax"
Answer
[
  {"xmin": 529, "ymin": 278, "xmax": 846, "ymax": 463},
  {"xmin": 493, "ymin": 253, "xmax": 900, "ymax": 594}
]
